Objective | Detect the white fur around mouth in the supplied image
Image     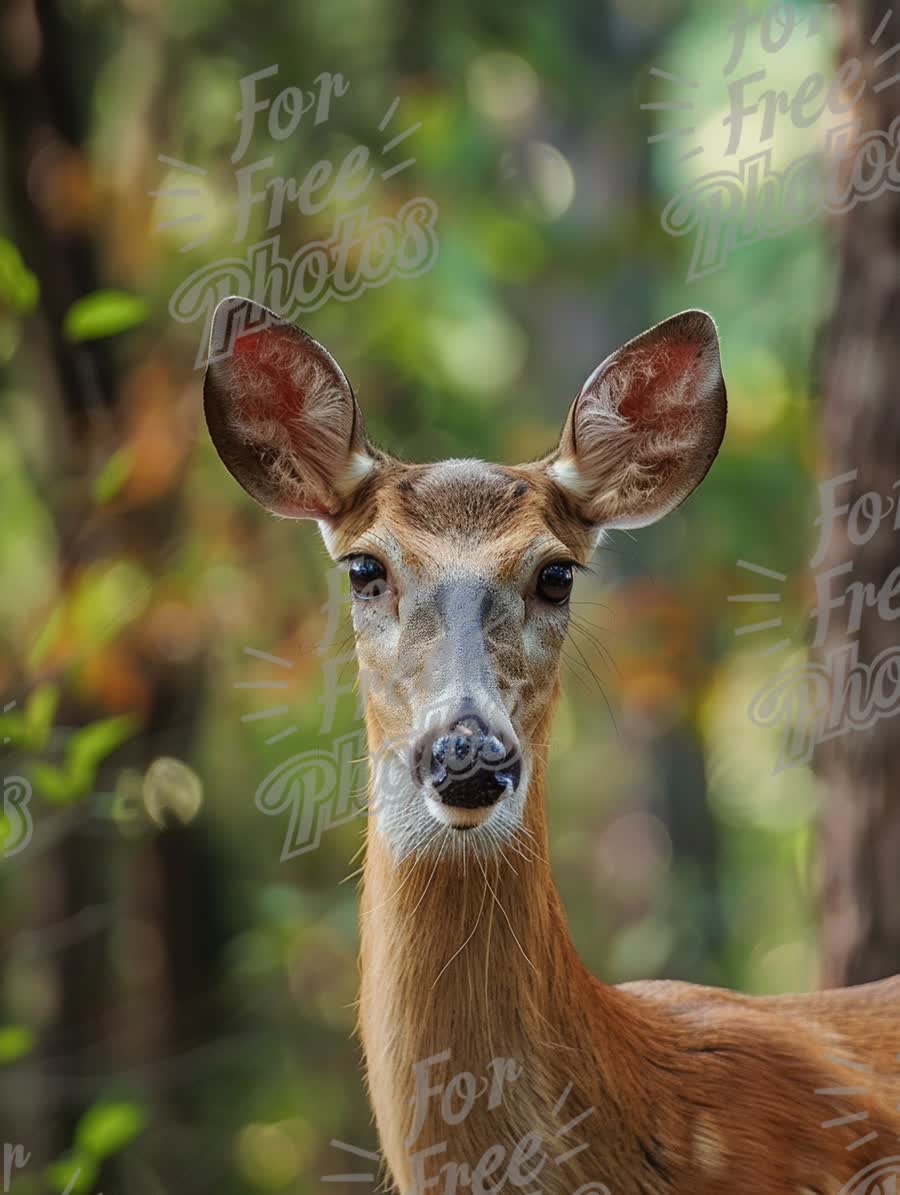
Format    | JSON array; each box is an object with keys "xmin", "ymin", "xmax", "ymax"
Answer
[{"xmin": 423, "ymin": 793, "xmax": 500, "ymax": 829}]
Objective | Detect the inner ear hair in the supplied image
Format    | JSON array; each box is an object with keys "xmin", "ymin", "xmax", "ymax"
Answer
[
  {"xmin": 550, "ymin": 309, "xmax": 726, "ymax": 531},
  {"xmin": 203, "ymin": 296, "xmax": 374, "ymax": 520}
]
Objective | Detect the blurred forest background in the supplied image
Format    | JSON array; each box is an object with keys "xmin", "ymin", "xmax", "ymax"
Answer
[{"xmin": 1, "ymin": 0, "xmax": 897, "ymax": 1191}]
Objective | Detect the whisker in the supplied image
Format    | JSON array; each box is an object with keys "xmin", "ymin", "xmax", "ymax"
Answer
[
  {"xmin": 403, "ymin": 832, "xmax": 445, "ymax": 926},
  {"xmin": 340, "ymin": 862, "xmax": 366, "ymax": 885},
  {"xmin": 565, "ymin": 635, "xmax": 619, "ymax": 736},
  {"xmin": 360, "ymin": 831, "xmax": 440, "ymax": 919},
  {"xmin": 477, "ymin": 852, "xmax": 537, "ymax": 974},
  {"xmin": 503, "ymin": 835, "xmax": 535, "ymax": 867},
  {"xmin": 561, "ymin": 652, "xmax": 593, "ymax": 694},
  {"xmin": 430, "ymin": 858, "xmax": 488, "ymax": 988},
  {"xmin": 569, "ymin": 615, "xmax": 620, "ymax": 669},
  {"xmin": 515, "ymin": 825, "xmax": 550, "ymax": 867}
]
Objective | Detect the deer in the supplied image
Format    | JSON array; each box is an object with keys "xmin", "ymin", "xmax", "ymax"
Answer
[{"xmin": 203, "ymin": 296, "xmax": 900, "ymax": 1194}]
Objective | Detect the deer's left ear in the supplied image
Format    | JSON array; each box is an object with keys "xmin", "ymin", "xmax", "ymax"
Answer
[
  {"xmin": 549, "ymin": 310, "xmax": 726, "ymax": 530},
  {"xmin": 203, "ymin": 296, "xmax": 377, "ymax": 521}
]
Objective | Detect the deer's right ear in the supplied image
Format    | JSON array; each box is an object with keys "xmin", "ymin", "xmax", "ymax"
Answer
[{"xmin": 202, "ymin": 296, "xmax": 376, "ymax": 520}]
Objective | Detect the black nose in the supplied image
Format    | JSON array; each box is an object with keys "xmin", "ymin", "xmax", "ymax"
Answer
[{"xmin": 413, "ymin": 713, "xmax": 521, "ymax": 809}]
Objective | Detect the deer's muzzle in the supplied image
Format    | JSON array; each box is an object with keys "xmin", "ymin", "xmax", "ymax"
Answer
[{"xmin": 412, "ymin": 710, "xmax": 522, "ymax": 813}]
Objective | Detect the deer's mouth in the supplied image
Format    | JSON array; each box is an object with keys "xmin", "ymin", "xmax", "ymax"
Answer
[{"xmin": 423, "ymin": 789, "xmax": 506, "ymax": 830}]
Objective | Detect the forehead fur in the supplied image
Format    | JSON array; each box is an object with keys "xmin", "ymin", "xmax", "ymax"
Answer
[{"xmin": 331, "ymin": 457, "xmax": 596, "ymax": 565}]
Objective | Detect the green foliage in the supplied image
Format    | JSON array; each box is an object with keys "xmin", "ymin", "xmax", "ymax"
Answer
[
  {"xmin": 75, "ymin": 1100, "xmax": 148, "ymax": 1160},
  {"xmin": 31, "ymin": 714, "xmax": 138, "ymax": 804},
  {"xmin": 63, "ymin": 290, "xmax": 149, "ymax": 342},
  {"xmin": 0, "ymin": 1024, "xmax": 35, "ymax": 1064},
  {"xmin": 45, "ymin": 1155, "xmax": 97, "ymax": 1195},
  {"xmin": 44, "ymin": 1103, "xmax": 146, "ymax": 1195},
  {"xmin": 91, "ymin": 446, "xmax": 134, "ymax": 505},
  {"xmin": 0, "ymin": 684, "xmax": 60, "ymax": 752},
  {"xmin": 0, "ymin": 237, "xmax": 38, "ymax": 314}
]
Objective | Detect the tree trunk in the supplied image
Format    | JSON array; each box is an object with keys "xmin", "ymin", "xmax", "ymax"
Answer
[{"xmin": 817, "ymin": 0, "xmax": 900, "ymax": 986}]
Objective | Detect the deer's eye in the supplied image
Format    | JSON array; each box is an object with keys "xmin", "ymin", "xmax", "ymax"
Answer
[
  {"xmin": 536, "ymin": 562, "xmax": 574, "ymax": 605},
  {"xmin": 349, "ymin": 555, "xmax": 388, "ymax": 599}
]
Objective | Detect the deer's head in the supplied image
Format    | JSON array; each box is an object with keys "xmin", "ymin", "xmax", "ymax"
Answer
[{"xmin": 204, "ymin": 298, "xmax": 725, "ymax": 859}]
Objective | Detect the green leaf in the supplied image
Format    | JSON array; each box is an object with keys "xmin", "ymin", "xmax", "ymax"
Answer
[
  {"xmin": 92, "ymin": 446, "xmax": 133, "ymax": 505},
  {"xmin": 75, "ymin": 1100, "xmax": 147, "ymax": 1160},
  {"xmin": 46, "ymin": 1154, "xmax": 97, "ymax": 1194},
  {"xmin": 70, "ymin": 560, "xmax": 151, "ymax": 650},
  {"xmin": 26, "ymin": 603, "xmax": 65, "ymax": 671},
  {"xmin": 30, "ymin": 761, "xmax": 77, "ymax": 804},
  {"xmin": 0, "ymin": 708, "xmax": 22, "ymax": 748},
  {"xmin": 24, "ymin": 683, "xmax": 59, "ymax": 752},
  {"xmin": 65, "ymin": 715, "xmax": 138, "ymax": 788},
  {"xmin": 63, "ymin": 291, "xmax": 148, "ymax": 342},
  {"xmin": 0, "ymin": 1024, "xmax": 35, "ymax": 1064},
  {"xmin": 32, "ymin": 715, "xmax": 138, "ymax": 805},
  {"xmin": 0, "ymin": 685, "xmax": 60, "ymax": 752},
  {"xmin": 0, "ymin": 237, "xmax": 39, "ymax": 314}
]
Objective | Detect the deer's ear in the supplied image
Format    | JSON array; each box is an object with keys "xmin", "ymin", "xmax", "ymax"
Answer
[
  {"xmin": 550, "ymin": 310, "xmax": 726, "ymax": 530},
  {"xmin": 202, "ymin": 296, "xmax": 376, "ymax": 519}
]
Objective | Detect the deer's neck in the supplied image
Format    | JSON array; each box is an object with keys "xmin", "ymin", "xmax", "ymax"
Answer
[{"xmin": 358, "ymin": 739, "xmax": 648, "ymax": 1192}]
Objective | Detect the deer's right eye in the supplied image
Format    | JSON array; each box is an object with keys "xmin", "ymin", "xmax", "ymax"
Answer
[{"xmin": 349, "ymin": 555, "xmax": 388, "ymax": 599}]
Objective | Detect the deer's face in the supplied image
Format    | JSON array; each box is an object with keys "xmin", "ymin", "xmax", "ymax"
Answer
[
  {"xmin": 204, "ymin": 300, "xmax": 726, "ymax": 859},
  {"xmin": 322, "ymin": 457, "xmax": 593, "ymax": 851}
]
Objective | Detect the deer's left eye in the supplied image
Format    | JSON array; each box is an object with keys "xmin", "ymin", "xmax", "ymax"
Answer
[
  {"xmin": 536, "ymin": 562, "xmax": 574, "ymax": 605},
  {"xmin": 349, "ymin": 555, "xmax": 388, "ymax": 599}
]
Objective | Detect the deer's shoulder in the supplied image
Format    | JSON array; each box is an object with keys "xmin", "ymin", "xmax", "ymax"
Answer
[
  {"xmin": 612, "ymin": 976, "xmax": 900, "ymax": 1186},
  {"xmin": 617, "ymin": 974, "xmax": 900, "ymax": 1090}
]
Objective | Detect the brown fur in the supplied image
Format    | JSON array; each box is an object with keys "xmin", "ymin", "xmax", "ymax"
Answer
[
  {"xmin": 348, "ymin": 459, "xmax": 900, "ymax": 1193},
  {"xmin": 358, "ymin": 673, "xmax": 900, "ymax": 1195},
  {"xmin": 202, "ymin": 298, "xmax": 900, "ymax": 1194}
]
